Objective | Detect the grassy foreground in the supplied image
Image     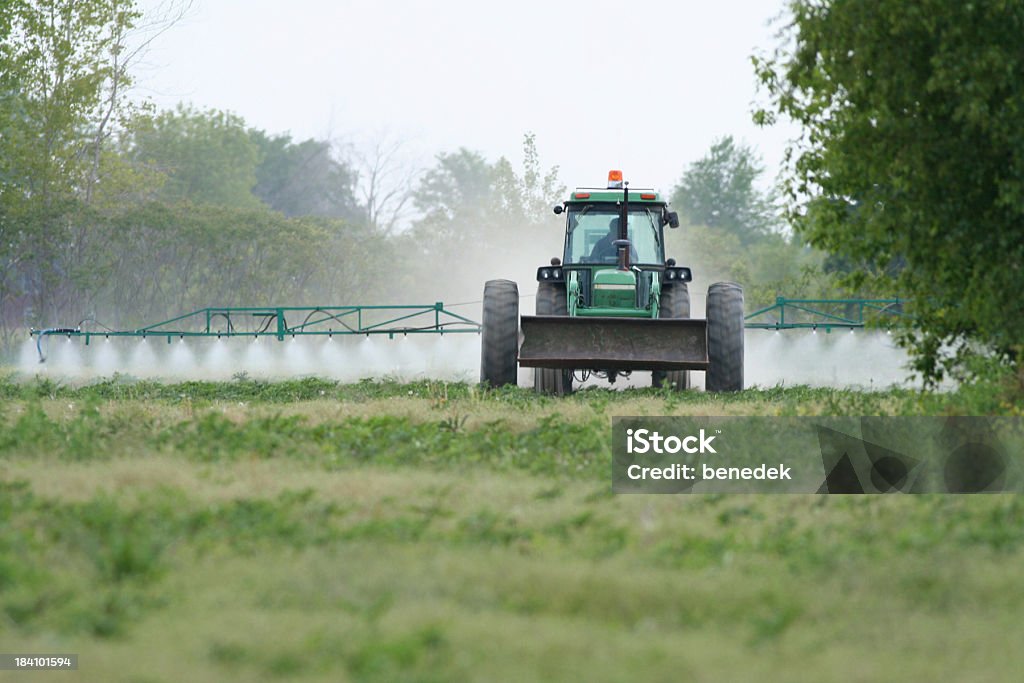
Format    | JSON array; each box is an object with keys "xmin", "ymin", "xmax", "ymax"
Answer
[{"xmin": 1, "ymin": 376, "xmax": 1023, "ymax": 682}]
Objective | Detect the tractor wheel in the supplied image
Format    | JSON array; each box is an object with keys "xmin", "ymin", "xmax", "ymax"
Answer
[
  {"xmin": 652, "ymin": 283, "xmax": 690, "ymax": 390},
  {"xmin": 480, "ymin": 279, "xmax": 519, "ymax": 387},
  {"xmin": 706, "ymin": 282, "xmax": 744, "ymax": 392},
  {"xmin": 533, "ymin": 281, "xmax": 573, "ymax": 395}
]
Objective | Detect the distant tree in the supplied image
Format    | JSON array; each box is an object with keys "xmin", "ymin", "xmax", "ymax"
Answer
[
  {"xmin": 85, "ymin": 201, "xmax": 332, "ymax": 323},
  {"xmin": 411, "ymin": 134, "xmax": 564, "ymax": 250},
  {"xmin": 671, "ymin": 136, "xmax": 778, "ymax": 243},
  {"xmin": 350, "ymin": 132, "xmax": 419, "ymax": 234},
  {"xmin": 124, "ymin": 104, "xmax": 261, "ymax": 209},
  {"xmin": 492, "ymin": 132, "xmax": 565, "ymax": 231},
  {"xmin": 402, "ymin": 134, "xmax": 564, "ymax": 301},
  {"xmin": 754, "ymin": 0, "xmax": 1024, "ymax": 382},
  {"xmin": 411, "ymin": 148, "xmax": 495, "ymax": 245},
  {"xmin": 249, "ymin": 131, "xmax": 360, "ymax": 221}
]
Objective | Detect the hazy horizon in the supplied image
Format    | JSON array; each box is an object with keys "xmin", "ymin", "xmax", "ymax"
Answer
[{"xmin": 132, "ymin": 0, "xmax": 797, "ymax": 195}]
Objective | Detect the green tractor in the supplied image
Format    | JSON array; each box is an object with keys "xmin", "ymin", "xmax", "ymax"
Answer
[{"xmin": 480, "ymin": 170, "xmax": 744, "ymax": 394}]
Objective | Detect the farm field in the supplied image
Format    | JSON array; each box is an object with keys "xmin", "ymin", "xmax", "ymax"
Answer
[
  {"xmin": 1, "ymin": 376, "xmax": 1023, "ymax": 682},
  {"xmin": 3, "ymin": 0, "xmax": 1023, "ymax": 680}
]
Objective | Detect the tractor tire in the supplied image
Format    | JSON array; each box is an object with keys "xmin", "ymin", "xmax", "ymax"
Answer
[
  {"xmin": 480, "ymin": 279, "xmax": 519, "ymax": 387},
  {"xmin": 652, "ymin": 283, "xmax": 690, "ymax": 390},
  {"xmin": 533, "ymin": 281, "xmax": 573, "ymax": 395},
  {"xmin": 706, "ymin": 282, "xmax": 744, "ymax": 392}
]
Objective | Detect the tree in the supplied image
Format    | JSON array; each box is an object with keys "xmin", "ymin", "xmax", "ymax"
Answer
[
  {"xmin": 0, "ymin": 0, "xmax": 143, "ymax": 337},
  {"xmin": 754, "ymin": 0, "xmax": 1024, "ymax": 382},
  {"xmin": 250, "ymin": 131, "xmax": 361, "ymax": 221},
  {"xmin": 670, "ymin": 136, "xmax": 778, "ymax": 243},
  {"xmin": 350, "ymin": 132, "xmax": 419, "ymax": 234},
  {"xmin": 0, "ymin": 0, "xmax": 141, "ymax": 199},
  {"xmin": 492, "ymin": 133, "xmax": 564, "ymax": 227},
  {"xmin": 124, "ymin": 104, "xmax": 261, "ymax": 209},
  {"xmin": 81, "ymin": 201, "xmax": 333, "ymax": 325},
  {"xmin": 402, "ymin": 134, "xmax": 564, "ymax": 302},
  {"xmin": 412, "ymin": 134, "xmax": 563, "ymax": 248},
  {"xmin": 411, "ymin": 148, "xmax": 495, "ymax": 246}
]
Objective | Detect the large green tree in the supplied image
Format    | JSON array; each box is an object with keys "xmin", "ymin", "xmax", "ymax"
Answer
[
  {"xmin": 124, "ymin": 105, "xmax": 262, "ymax": 209},
  {"xmin": 0, "ymin": 0, "xmax": 141, "ymax": 336},
  {"xmin": 755, "ymin": 0, "xmax": 1024, "ymax": 381},
  {"xmin": 671, "ymin": 136, "xmax": 778, "ymax": 243}
]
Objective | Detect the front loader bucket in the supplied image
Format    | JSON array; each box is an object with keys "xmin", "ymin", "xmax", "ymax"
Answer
[{"xmin": 518, "ymin": 316, "xmax": 709, "ymax": 371}]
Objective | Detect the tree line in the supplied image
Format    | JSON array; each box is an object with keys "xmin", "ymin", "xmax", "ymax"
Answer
[
  {"xmin": 0, "ymin": 0, "xmax": 810, "ymax": 356},
  {"xmin": 0, "ymin": 1, "xmax": 570, "ymax": 350}
]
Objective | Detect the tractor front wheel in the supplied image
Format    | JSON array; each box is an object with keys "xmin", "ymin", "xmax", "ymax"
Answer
[
  {"xmin": 480, "ymin": 279, "xmax": 520, "ymax": 387},
  {"xmin": 533, "ymin": 281, "xmax": 573, "ymax": 395},
  {"xmin": 706, "ymin": 282, "xmax": 744, "ymax": 392},
  {"xmin": 652, "ymin": 282, "xmax": 690, "ymax": 390}
]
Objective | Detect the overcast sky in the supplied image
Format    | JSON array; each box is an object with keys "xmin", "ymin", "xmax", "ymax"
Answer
[{"xmin": 133, "ymin": 0, "xmax": 796, "ymax": 195}]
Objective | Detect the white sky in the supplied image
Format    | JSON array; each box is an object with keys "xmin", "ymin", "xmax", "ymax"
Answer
[{"xmin": 133, "ymin": 0, "xmax": 797, "ymax": 195}]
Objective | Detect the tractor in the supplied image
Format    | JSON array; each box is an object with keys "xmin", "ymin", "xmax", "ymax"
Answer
[{"xmin": 480, "ymin": 170, "xmax": 744, "ymax": 394}]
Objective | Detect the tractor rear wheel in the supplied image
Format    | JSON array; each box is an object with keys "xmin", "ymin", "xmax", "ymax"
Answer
[
  {"xmin": 652, "ymin": 283, "xmax": 690, "ymax": 390},
  {"xmin": 706, "ymin": 282, "xmax": 744, "ymax": 392},
  {"xmin": 533, "ymin": 281, "xmax": 573, "ymax": 395},
  {"xmin": 480, "ymin": 279, "xmax": 519, "ymax": 387}
]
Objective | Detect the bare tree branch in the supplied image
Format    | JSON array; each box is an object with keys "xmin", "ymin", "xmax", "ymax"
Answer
[{"xmin": 346, "ymin": 131, "xmax": 421, "ymax": 234}]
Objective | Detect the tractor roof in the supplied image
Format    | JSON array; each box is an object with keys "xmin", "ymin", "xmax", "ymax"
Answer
[{"xmin": 565, "ymin": 188, "xmax": 664, "ymax": 203}]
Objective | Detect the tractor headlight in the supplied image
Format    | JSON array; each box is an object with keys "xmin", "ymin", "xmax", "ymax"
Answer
[
  {"xmin": 537, "ymin": 266, "xmax": 564, "ymax": 282},
  {"xmin": 663, "ymin": 267, "xmax": 693, "ymax": 283}
]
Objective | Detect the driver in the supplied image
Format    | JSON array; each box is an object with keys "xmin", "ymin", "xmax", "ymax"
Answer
[{"xmin": 589, "ymin": 217, "xmax": 638, "ymax": 262}]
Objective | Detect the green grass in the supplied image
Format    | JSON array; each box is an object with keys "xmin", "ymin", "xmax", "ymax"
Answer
[{"xmin": 1, "ymin": 375, "xmax": 1023, "ymax": 682}]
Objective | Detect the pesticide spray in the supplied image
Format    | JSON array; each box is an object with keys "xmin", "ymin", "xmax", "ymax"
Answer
[
  {"xmin": 18, "ymin": 332, "xmax": 483, "ymax": 383},
  {"xmin": 17, "ymin": 319, "xmax": 917, "ymax": 389}
]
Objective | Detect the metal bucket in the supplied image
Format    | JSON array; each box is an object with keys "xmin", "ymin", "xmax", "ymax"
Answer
[{"xmin": 518, "ymin": 316, "xmax": 709, "ymax": 371}]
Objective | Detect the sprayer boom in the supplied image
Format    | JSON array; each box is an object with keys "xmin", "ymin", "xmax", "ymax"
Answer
[{"xmin": 30, "ymin": 303, "xmax": 480, "ymax": 363}]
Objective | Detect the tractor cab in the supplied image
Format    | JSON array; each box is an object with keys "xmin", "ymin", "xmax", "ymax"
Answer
[
  {"xmin": 546, "ymin": 171, "xmax": 690, "ymax": 318},
  {"xmin": 564, "ymin": 205, "xmax": 660, "ymax": 265}
]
